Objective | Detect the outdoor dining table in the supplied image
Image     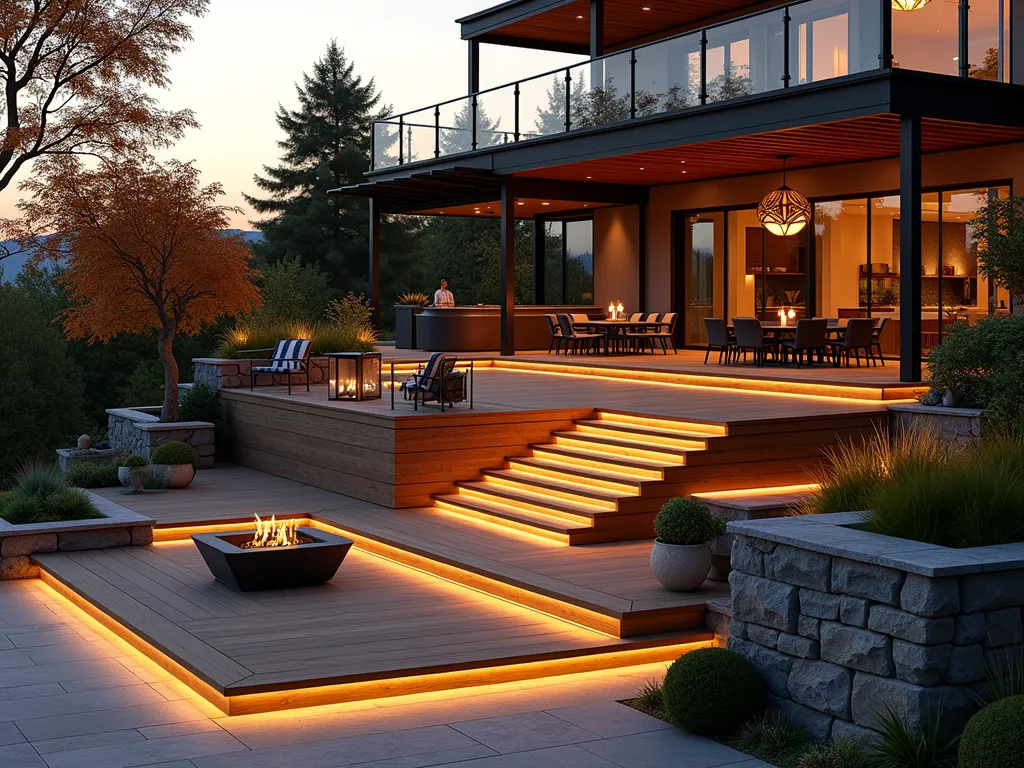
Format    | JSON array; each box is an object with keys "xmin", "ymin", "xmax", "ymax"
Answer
[
  {"xmin": 572, "ymin": 319, "xmax": 664, "ymax": 355},
  {"xmin": 726, "ymin": 319, "xmax": 850, "ymax": 365}
]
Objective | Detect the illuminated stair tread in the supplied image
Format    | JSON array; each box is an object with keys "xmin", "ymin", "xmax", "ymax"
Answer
[
  {"xmin": 552, "ymin": 431, "xmax": 695, "ymax": 460},
  {"xmin": 434, "ymin": 494, "xmax": 591, "ymax": 535},
  {"xmin": 530, "ymin": 444, "xmax": 678, "ymax": 472},
  {"xmin": 456, "ymin": 482, "xmax": 608, "ymax": 519},
  {"xmin": 505, "ymin": 457, "xmax": 648, "ymax": 493},
  {"xmin": 480, "ymin": 469, "xmax": 631, "ymax": 504},
  {"xmin": 574, "ymin": 419, "xmax": 713, "ymax": 448}
]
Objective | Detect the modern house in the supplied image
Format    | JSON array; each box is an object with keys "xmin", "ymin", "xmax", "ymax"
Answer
[{"xmin": 338, "ymin": 0, "xmax": 1024, "ymax": 382}]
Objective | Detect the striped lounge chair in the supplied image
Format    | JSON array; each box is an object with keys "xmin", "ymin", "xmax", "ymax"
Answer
[{"xmin": 238, "ymin": 339, "xmax": 312, "ymax": 395}]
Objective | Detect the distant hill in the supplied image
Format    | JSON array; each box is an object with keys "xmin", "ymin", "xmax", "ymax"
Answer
[{"xmin": 1, "ymin": 230, "xmax": 265, "ymax": 283}]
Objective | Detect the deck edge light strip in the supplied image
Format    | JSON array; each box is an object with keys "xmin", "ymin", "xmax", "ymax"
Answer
[{"xmin": 33, "ymin": 572, "xmax": 712, "ymax": 718}]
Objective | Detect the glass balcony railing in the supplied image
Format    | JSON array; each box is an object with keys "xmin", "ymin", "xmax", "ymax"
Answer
[{"xmin": 371, "ymin": 0, "xmax": 1011, "ymax": 170}]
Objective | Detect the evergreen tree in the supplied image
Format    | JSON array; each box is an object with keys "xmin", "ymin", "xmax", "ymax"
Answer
[
  {"xmin": 439, "ymin": 100, "xmax": 503, "ymax": 156},
  {"xmin": 533, "ymin": 73, "xmax": 586, "ymax": 137},
  {"xmin": 245, "ymin": 41, "xmax": 420, "ymax": 302}
]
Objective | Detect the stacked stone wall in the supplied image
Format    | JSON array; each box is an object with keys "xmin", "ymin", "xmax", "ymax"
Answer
[
  {"xmin": 107, "ymin": 409, "xmax": 215, "ymax": 469},
  {"xmin": 193, "ymin": 357, "xmax": 329, "ymax": 390}
]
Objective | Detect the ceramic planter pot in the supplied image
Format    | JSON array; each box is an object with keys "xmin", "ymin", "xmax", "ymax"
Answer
[
  {"xmin": 117, "ymin": 466, "xmax": 151, "ymax": 493},
  {"xmin": 151, "ymin": 464, "xmax": 195, "ymax": 489},
  {"xmin": 650, "ymin": 540, "xmax": 712, "ymax": 592}
]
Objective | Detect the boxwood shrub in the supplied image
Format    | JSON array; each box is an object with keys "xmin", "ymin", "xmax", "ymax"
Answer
[{"xmin": 662, "ymin": 647, "xmax": 764, "ymax": 738}]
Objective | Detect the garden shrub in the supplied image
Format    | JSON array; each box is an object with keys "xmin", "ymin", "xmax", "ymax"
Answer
[
  {"xmin": 662, "ymin": 647, "xmax": 764, "ymax": 738},
  {"xmin": 866, "ymin": 704, "xmax": 959, "ymax": 768},
  {"xmin": 795, "ymin": 739, "xmax": 869, "ymax": 768},
  {"xmin": 119, "ymin": 455, "xmax": 149, "ymax": 468},
  {"xmin": 150, "ymin": 440, "xmax": 198, "ymax": 469},
  {"xmin": 253, "ymin": 255, "xmax": 333, "ymax": 324},
  {"xmin": 653, "ymin": 498, "xmax": 726, "ymax": 545},
  {"xmin": 63, "ymin": 462, "xmax": 120, "ymax": 488},
  {"xmin": 0, "ymin": 464, "xmax": 102, "ymax": 524},
  {"xmin": 927, "ymin": 315, "xmax": 1024, "ymax": 426},
  {"xmin": 958, "ymin": 695, "xmax": 1024, "ymax": 768},
  {"xmin": 728, "ymin": 710, "xmax": 812, "ymax": 768},
  {"xmin": 179, "ymin": 382, "xmax": 222, "ymax": 427},
  {"xmin": 630, "ymin": 678, "xmax": 665, "ymax": 719},
  {"xmin": 216, "ymin": 318, "xmax": 375, "ymax": 357}
]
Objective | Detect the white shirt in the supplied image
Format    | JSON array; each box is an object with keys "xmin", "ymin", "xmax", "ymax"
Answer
[{"xmin": 434, "ymin": 289, "xmax": 455, "ymax": 307}]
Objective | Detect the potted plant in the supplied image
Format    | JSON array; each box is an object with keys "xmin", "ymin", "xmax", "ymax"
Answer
[
  {"xmin": 394, "ymin": 292, "xmax": 430, "ymax": 350},
  {"xmin": 149, "ymin": 441, "xmax": 199, "ymax": 489},
  {"xmin": 650, "ymin": 497, "xmax": 726, "ymax": 591},
  {"xmin": 117, "ymin": 455, "xmax": 151, "ymax": 493}
]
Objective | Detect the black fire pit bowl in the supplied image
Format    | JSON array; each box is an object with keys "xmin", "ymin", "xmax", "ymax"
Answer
[{"xmin": 192, "ymin": 527, "xmax": 353, "ymax": 592}]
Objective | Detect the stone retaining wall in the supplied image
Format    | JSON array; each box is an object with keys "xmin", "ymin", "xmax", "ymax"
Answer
[
  {"xmin": 0, "ymin": 494, "xmax": 154, "ymax": 580},
  {"xmin": 727, "ymin": 512, "xmax": 1023, "ymax": 742},
  {"xmin": 193, "ymin": 357, "xmax": 329, "ymax": 390},
  {"xmin": 107, "ymin": 407, "xmax": 215, "ymax": 469},
  {"xmin": 889, "ymin": 404, "xmax": 983, "ymax": 445},
  {"xmin": 55, "ymin": 447, "xmax": 122, "ymax": 472}
]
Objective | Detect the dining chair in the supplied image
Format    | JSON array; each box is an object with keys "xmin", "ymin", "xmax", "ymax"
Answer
[
  {"xmin": 648, "ymin": 312, "xmax": 678, "ymax": 354},
  {"xmin": 625, "ymin": 313, "xmax": 661, "ymax": 353},
  {"xmin": 782, "ymin": 319, "xmax": 828, "ymax": 367},
  {"xmin": 703, "ymin": 318, "xmax": 735, "ymax": 364},
  {"xmin": 570, "ymin": 313, "xmax": 591, "ymax": 324},
  {"xmin": 871, "ymin": 317, "xmax": 889, "ymax": 367},
  {"xmin": 828, "ymin": 318, "xmax": 876, "ymax": 367},
  {"xmin": 557, "ymin": 314, "xmax": 602, "ymax": 355},
  {"xmin": 544, "ymin": 314, "xmax": 563, "ymax": 355},
  {"xmin": 629, "ymin": 312, "xmax": 643, "ymax": 322},
  {"xmin": 733, "ymin": 318, "xmax": 776, "ymax": 367}
]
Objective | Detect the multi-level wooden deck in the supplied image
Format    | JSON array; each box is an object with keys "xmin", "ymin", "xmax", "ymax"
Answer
[{"xmin": 33, "ymin": 360, "xmax": 912, "ymax": 715}]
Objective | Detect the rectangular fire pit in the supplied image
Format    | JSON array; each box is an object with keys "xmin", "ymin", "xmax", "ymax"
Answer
[{"xmin": 192, "ymin": 527, "xmax": 353, "ymax": 592}]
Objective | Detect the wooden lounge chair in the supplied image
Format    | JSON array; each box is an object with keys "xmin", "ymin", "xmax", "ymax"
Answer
[{"xmin": 239, "ymin": 339, "xmax": 312, "ymax": 395}]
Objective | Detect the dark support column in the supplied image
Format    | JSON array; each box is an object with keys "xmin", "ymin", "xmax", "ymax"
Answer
[
  {"xmin": 500, "ymin": 183, "xmax": 516, "ymax": 356},
  {"xmin": 879, "ymin": 0, "xmax": 893, "ymax": 69},
  {"xmin": 590, "ymin": 0, "xmax": 605, "ymax": 57},
  {"xmin": 468, "ymin": 39, "xmax": 480, "ymax": 94},
  {"xmin": 958, "ymin": 0, "xmax": 970, "ymax": 77},
  {"xmin": 532, "ymin": 217, "xmax": 546, "ymax": 305},
  {"xmin": 638, "ymin": 203, "xmax": 647, "ymax": 313},
  {"xmin": 369, "ymin": 200, "xmax": 382, "ymax": 330},
  {"xmin": 899, "ymin": 115, "xmax": 923, "ymax": 382}
]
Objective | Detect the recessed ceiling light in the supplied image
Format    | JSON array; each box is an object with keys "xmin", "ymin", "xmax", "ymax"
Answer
[
  {"xmin": 586, "ymin": 175, "xmax": 592, "ymax": 179},
  {"xmin": 517, "ymin": 201, "xmax": 525, "ymax": 206},
  {"xmin": 576, "ymin": 14, "xmax": 584, "ymax": 18},
  {"xmin": 642, "ymin": 5, "xmax": 651, "ymax": 10},
  {"xmin": 541, "ymin": 201, "xmax": 550, "ymax": 206},
  {"xmin": 680, "ymin": 160, "xmax": 686, "ymax": 164},
  {"xmin": 682, "ymin": 170, "xmax": 687, "ymax": 174},
  {"xmin": 639, "ymin": 167, "xmax": 645, "ymax": 170}
]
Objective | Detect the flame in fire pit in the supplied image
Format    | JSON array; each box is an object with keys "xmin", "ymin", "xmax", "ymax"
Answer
[{"xmin": 241, "ymin": 515, "xmax": 312, "ymax": 549}]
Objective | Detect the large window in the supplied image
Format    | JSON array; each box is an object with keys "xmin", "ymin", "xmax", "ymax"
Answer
[
  {"xmin": 815, "ymin": 185, "xmax": 1010, "ymax": 356},
  {"xmin": 725, "ymin": 209, "xmax": 809, "ymax": 322},
  {"xmin": 542, "ymin": 218, "xmax": 594, "ymax": 305}
]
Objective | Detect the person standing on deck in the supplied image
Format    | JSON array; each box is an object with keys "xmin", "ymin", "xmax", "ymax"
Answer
[{"xmin": 434, "ymin": 279, "xmax": 455, "ymax": 307}]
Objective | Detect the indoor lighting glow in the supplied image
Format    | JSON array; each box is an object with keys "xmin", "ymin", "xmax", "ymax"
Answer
[
  {"xmin": 892, "ymin": 0, "xmax": 931, "ymax": 10},
  {"xmin": 758, "ymin": 155, "xmax": 811, "ymax": 237}
]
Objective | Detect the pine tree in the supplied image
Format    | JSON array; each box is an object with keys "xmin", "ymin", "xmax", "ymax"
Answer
[
  {"xmin": 533, "ymin": 73, "xmax": 587, "ymax": 137},
  {"xmin": 245, "ymin": 41, "xmax": 420, "ymax": 301},
  {"xmin": 439, "ymin": 100, "xmax": 503, "ymax": 156}
]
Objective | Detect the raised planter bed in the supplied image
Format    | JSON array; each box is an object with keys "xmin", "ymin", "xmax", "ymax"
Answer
[
  {"xmin": 56, "ymin": 447, "xmax": 121, "ymax": 472},
  {"xmin": 727, "ymin": 512, "xmax": 1024, "ymax": 742},
  {"xmin": 107, "ymin": 406, "xmax": 215, "ymax": 469},
  {"xmin": 889, "ymin": 403, "xmax": 984, "ymax": 444},
  {"xmin": 0, "ymin": 493, "xmax": 155, "ymax": 580}
]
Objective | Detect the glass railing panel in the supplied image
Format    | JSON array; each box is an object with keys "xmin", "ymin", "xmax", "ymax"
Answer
[
  {"xmin": 967, "ymin": 0, "xmax": 1006, "ymax": 80},
  {"xmin": 518, "ymin": 70, "xmax": 571, "ymax": 140},
  {"xmin": 570, "ymin": 51, "xmax": 634, "ymax": 130},
  {"xmin": 706, "ymin": 9, "xmax": 785, "ymax": 102},
  {"xmin": 372, "ymin": 120, "xmax": 400, "ymax": 169},
  {"xmin": 634, "ymin": 32, "xmax": 701, "ymax": 115},
  {"xmin": 398, "ymin": 107, "xmax": 438, "ymax": 164},
  {"xmin": 790, "ymin": 0, "xmax": 879, "ymax": 85},
  {"xmin": 892, "ymin": 1, "xmax": 956, "ymax": 75},
  {"xmin": 476, "ymin": 82, "xmax": 517, "ymax": 147},
  {"xmin": 437, "ymin": 96, "xmax": 474, "ymax": 157}
]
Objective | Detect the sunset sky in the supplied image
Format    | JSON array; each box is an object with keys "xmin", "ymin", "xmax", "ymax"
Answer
[{"xmin": 0, "ymin": 0, "xmax": 581, "ymax": 230}]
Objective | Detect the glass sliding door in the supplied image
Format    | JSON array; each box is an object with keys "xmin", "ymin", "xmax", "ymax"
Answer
[{"xmin": 682, "ymin": 212, "xmax": 725, "ymax": 345}]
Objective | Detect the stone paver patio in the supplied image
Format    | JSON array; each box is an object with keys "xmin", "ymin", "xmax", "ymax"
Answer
[{"xmin": 0, "ymin": 580, "xmax": 767, "ymax": 768}]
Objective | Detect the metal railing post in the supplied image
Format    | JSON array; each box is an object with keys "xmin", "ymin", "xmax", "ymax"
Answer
[
  {"xmin": 471, "ymin": 95, "xmax": 478, "ymax": 150},
  {"xmin": 514, "ymin": 82, "xmax": 521, "ymax": 141},
  {"xmin": 630, "ymin": 50, "xmax": 637, "ymax": 118},
  {"xmin": 370, "ymin": 122, "xmax": 376, "ymax": 170},
  {"xmin": 398, "ymin": 116, "xmax": 404, "ymax": 165},
  {"xmin": 434, "ymin": 106, "xmax": 440, "ymax": 157},
  {"xmin": 700, "ymin": 30, "xmax": 708, "ymax": 105},
  {"xmin": 564, "ymin": 68, "xmax": 572, "ymax": 131},
  {"xmin": 783, "ymin": 7, "xmax": 792, "ymax": 87},
  {"xmin": 959, "ymin": 0, "xmax": 970, "ymax": 77}
]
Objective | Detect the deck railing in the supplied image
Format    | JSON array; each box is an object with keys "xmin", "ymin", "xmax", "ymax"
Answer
[{"xmin": 371, "ymin": 0, "xmax": 1010, "ymax": 171}]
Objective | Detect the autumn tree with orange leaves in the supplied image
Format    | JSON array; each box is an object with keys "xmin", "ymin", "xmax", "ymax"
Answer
[
  {"xmin": 0, "ymin": 0, "xmax": 207, "ymax": 258},
  {"xmin": 19, "ymin": 156, "xmax": 261, "ymax": 421}
]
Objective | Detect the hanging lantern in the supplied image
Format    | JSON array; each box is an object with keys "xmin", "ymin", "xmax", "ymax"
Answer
[
  {"xmin": 891, "ymin": 0, "xmax": 930, "ymax": 10},
  {"xmin": 758, "ymin": 155, "xmax": 811, "ymax": 237}
]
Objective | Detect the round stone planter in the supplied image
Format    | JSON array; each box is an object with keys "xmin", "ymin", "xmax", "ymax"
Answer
[
  {"xmin": 650, "ymin": 539, "xmax": 711, "ymax": 591},
  {"xmin": 117, "ymin": 466, "xmax": 151, "ymax": 493},
  {"xmin": 151, "ymin": 464, "xmax": 196, "ymax": 489}
]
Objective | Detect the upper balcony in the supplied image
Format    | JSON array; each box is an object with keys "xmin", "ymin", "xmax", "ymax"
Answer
[{"xmin": 371, "ymin": 0, "xmax": 1012, "ymax": 171}]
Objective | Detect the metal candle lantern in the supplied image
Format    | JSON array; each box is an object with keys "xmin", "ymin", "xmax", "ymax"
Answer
[{"xmin": 328, "ymin": 352, "xmax": 382, "ymax": 401}]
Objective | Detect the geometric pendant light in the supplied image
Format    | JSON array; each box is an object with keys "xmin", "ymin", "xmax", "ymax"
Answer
[
  {"xmin": 891, "ymin": 0, "xmax": 931, "ymax": 10},
  {"xmin": 757, "ymin": 155, "xmax": 812, "ymax": 237}
]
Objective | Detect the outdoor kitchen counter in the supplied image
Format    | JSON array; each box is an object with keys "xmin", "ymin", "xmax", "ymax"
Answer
[{"xmin": 415, "ymin": 305, "xmax": 600, "ymax": 352}]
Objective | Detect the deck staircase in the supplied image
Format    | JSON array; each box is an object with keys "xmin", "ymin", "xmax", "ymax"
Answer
[
  {"xmin": 433, "ymin": 408, "xmax": 881, "ymax": 545},
  {"xmin": 433, "ymin": 411, "xmax": 726, "ymax": 545}
]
